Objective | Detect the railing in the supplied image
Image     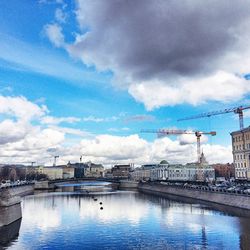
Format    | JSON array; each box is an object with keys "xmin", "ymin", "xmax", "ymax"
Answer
[
  {"xmin": 0, "ymin": 182, "xmax": 34, "ymax": 190},
  {"xmin": 145, "ymin": 182, "xmax": 250, "ymax": 197}
]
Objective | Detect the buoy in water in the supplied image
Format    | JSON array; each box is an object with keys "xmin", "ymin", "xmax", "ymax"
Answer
[
  {"xmin": 99, "ymin": 202, "xmax": 102, "ymax": 205},
  {"xmin": 100, "ymin": 207, "xmax": 103, "ymax": 210}
]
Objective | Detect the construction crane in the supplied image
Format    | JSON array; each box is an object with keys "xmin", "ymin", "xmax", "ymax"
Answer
[
  {"xmin": 177, "ymin": 105, "xmax": 250, "ymax": 130},
  {"xmin": 141, "ymin": 129, "xmax": 216, "ymax": 163},
  {"xmin": 53, "ymin": 156, "xmax": 59, "ymax": 167}
]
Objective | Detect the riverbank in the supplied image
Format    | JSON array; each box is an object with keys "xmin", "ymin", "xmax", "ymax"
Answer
[
  {"xmin": 0, "ymin": 185, "xmax": 34, "ymax": 226},
  {"xmin": 138, "ymin": 182, "xmax": 250, "ymax": 211},
  {"xmin": 0, "ymin": 185, "xmax": 34, "ymax": 206}
]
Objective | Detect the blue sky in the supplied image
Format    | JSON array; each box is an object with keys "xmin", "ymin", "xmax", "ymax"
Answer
[{"xmin": 0, "ymin": 0, "xmax": 249, "ymax": 166}]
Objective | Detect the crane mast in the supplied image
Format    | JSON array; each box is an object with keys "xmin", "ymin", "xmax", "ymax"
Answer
[
  {"xmin": 141, "ymin": 129, "xmax": 216, "ymax": 163},
  {"xmin": 53, "ymin": 156, "xmax": 59, "ymax": 167}
]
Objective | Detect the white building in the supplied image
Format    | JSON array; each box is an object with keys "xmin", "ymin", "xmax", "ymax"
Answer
[{"xmin": 150, "ymin": 163, "xmax": 169, "ymax": 181}]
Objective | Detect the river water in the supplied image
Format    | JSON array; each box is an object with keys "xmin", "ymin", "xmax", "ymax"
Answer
[{"xmin": 1, "ymin": 181, "xmax": 250, "ymax": 249}]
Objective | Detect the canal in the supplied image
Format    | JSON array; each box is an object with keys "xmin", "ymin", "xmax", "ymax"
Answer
[{"xmin": 1, "ymin": 181, "xmax": 250, "ymax": 249}]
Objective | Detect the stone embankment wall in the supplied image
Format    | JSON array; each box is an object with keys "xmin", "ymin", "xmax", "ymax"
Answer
[
  {"xmin": 0, "ymin": 185, "xmax": 33, "ymax": 226},
  {"xmin": 0, "ymin": 185, "xmax": 34, "ymax": 207},
  {"xmin": 0, "ymin": 203, "xmax": 22, "ymax": 227},
  {"xmin": 139, "ymin": 183, "xmax": 250, "ymax": 210},
  {"xmin": 119, "ymin": 180, "xmax": 139, "ymax": 189}
]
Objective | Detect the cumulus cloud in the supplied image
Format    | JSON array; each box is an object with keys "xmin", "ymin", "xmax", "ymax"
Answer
[
  {"xmin": 77, "ymin": 134, "xmax": 232, "ymax": 165},
  {"xmin": 44, "ymin": 23, "xmax": 65, "ymax": 48},
  {"xmin": 129, "ymin": 71, "xmax": 250, "ymax": 110},
  {"xmin": 0, "ymin": 95, "xmax": 47, "ymax": 121},
  {"xmin": 0, "ymin": 120, "xmax": 30, "ymax": 144},
  {"xmin": 66, "ymin": 0, "xmax": 250, "ymax": 109},
  {"xmin": 0, "ymin": 95, "xmax": 232, "ymax": 165},
  {"xmin": 178, "ymin": 133, "xmax": 208, "ymax": 146}
]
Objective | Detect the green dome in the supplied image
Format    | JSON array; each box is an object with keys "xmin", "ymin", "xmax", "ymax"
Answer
[{"xmin": 160, "ymin": 160, "xmax": 168, "ymax": 164}]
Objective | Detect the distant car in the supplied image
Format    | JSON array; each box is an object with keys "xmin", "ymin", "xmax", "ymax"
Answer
[
  {"xmin": 1, "ymin": 180, "xmax": 11, "ymax": 188},
  {"xmin": 243, "ymin": 189, "xmax": 250, "ymax": 194}
]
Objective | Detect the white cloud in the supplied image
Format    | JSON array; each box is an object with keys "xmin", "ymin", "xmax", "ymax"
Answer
[
  {"xmin": 0, "ymin": 95, "xmax": 233, "ymax": 166},
  {"xmin": 65, "ymin": 1, "xmax": 250, "ymax": 110},
  {"xmin": 129, "ymin": 71, "xmax": 250, "ymax": 110},
  {"xmin": 44, "ymin": 23, "xmax": 65, "ymax": 48},
  {"xmin": 48, "ymin": 125, "xmax": 91, "ymax": 137},
  {"xmin": 124, "ymin": 114, "xmax": 155, "ymax": 122},
  {"xmin": 0, "ymin": 120, "xmax": 30, "ymax": 144},
  {"xmin": 0, "ymin": 95, "xmax": 47, "ymax": 121},
  {"xmin": 178, "ymin": 133, "xmax": 208, "ymax": 146},
  {"xmin": 107, "ymin": 127, "xmax": 130, "ymax": 132},
  {"xmin": 55, "ymin": 8, "xmax": 67, "ymax": 23},
  {"xmin": 82, "ymin": 115, "xmax": 119, "ymax": 122},
  {"xmin": 77, "ymin": 134, "xmax": 232, "ymax": 165},
  {"xmin": 41, "ymin": 116, "xmax": 81, "ymax": 125}
]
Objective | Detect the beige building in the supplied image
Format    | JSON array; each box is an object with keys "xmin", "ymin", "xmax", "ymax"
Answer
[
  {"xmin": 42, "ymin": 167, "xmax": 63, "ymax": 180},
  {"xmin": 63, "ymin": 166, "xmax": 75, "ymax": 179},
  {"xmin": 231, "ymin": 127, "xmax": 250, "ymax": 180},
  {"xmin": 85, "ymin": 162, "xmax": 105, "ymax": 177},
  {"xmin": 130, "ymin": 167, "xmax": 151, "ymax": 181}
]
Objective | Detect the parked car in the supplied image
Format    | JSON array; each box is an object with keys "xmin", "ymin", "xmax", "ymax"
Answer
[
  {"xmin": 1, "ymin": 180, "xmax": 11, "ymax": 188},
  {"xmin": 243, "ymin": 189, "xmax": 250, "ymax": 194}
]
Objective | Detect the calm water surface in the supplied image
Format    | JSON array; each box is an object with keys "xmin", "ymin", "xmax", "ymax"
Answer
[{"xmin": 1, "ymin": 182, "xmax": 250, "ymax": 249}]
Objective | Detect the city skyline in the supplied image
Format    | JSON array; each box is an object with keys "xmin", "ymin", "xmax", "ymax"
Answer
[{"xmin": 1, "ymin": 0, "xmax": 250, "ymax": 166}]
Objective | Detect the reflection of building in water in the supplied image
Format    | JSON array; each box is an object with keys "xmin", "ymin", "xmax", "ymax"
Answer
[
  {"xmin": 0, "ymin": 219, "xmax": 21, "ymax": 248},
  {"xmin": 0, "ymin": 202, "xmax": 22, "ymax": 248},
  {"xmin": 239, "ymin": 218, "xmax": 250, "ymax": 249}
]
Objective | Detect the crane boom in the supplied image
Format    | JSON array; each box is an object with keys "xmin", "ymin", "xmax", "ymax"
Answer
[
  {"xmin": 141, "ymin": 129, "xmax": 216, "ymax": 136},
  {"xmin": 177, "ymin": 105, "xmax": 250, "ymax": 130},
  {"xmin": 141, "ymin": 129, "xmax": 216, "ymax": 163}
]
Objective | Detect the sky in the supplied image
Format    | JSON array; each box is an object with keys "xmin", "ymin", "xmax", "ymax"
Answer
[{"xmin": 0, "ymin": 0, "xmax": 250, "ymax": 166}]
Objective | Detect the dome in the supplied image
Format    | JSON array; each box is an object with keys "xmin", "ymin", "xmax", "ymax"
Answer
[{"xmin": 160, "ymin": 160, "xmax": 169, "ymax": 164}]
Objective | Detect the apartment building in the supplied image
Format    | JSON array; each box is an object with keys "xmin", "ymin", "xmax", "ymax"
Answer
[{"xmin": 231, "ymin": 127, "xmax": 250, "ymax": 180}]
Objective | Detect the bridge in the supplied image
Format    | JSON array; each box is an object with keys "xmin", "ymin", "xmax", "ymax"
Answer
[{"xmin": 34, "ymin": 177, "xmax": 125, "ymax": 190}]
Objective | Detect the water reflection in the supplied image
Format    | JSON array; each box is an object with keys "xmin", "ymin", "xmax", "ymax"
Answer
[
  {"xmin": 0, "ymin": 203, "xmax": 22, "ymax": 249},
  {"xmin": 3, "ymin": 182, "xmax": 250, "ymax": 249},
  {"xmin": 0, "ymin": 219, "xmax": 21, "ymax": 249}
]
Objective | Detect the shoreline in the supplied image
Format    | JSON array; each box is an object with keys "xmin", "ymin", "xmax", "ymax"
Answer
[{"xmin": 138, "ymin": 182, "xmax": 250, "ymax": 212}]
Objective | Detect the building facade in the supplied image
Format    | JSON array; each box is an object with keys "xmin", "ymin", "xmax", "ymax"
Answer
[
  {"xmin": 231, "ymin": 127, "xmax": 250, "ymax": 180},
  {"xmin": 211, "ymin": 163, "xmax": 235, "ymax": 180},
  {"xmin": 42, "ymin": 167, "xmax": 63, "ymax": 180},
  {"xmin": 111, "ymin": 164, "xmax": 132, "ymax": 178}
]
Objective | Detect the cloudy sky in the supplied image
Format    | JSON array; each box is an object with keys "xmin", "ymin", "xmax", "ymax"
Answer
[{"xmin": 0, "ymin": 0, "xmax": 250, "ymax": 166}]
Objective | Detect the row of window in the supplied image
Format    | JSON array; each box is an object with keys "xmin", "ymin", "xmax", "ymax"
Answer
[
  {"xmin": 235, "ymin": 162, "xmax": 247, "ymax": 168},
  {"xmin": 233, "ymin": 133, "xmax": 250, "ymax": 143},
  {"xmin": 236, "ymin": 171, "xmax": 247, "ymax": 178},
  {"xmin": 234, "ymin": 154, "xmax": 245, "ymax": 160}
]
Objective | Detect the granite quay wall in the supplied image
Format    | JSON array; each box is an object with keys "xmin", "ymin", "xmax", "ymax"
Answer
[
  {"xmin": 0, "ymin": 203, "xmax": 22, "ymax": 227},
  {"xmin": 138, "ymin": 183, "xmax": 250, "ymax": 210},
  {"xmin": 119, "ymin": 180, "xmax": 139, "ymax": 189},
  {"xmin": 0, "ymin": 185, "xmax": 34, "ymax": 207}
]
